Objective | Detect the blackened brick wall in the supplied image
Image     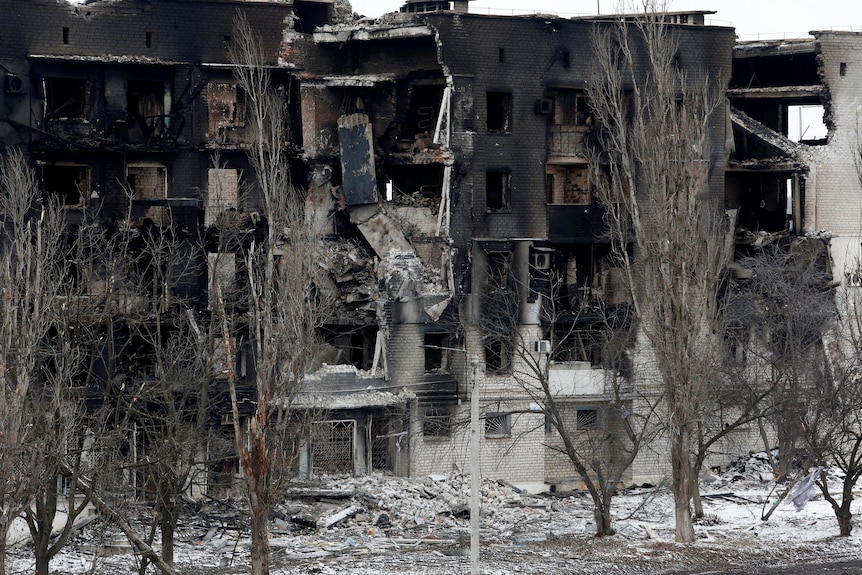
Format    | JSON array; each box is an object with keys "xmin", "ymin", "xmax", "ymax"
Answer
[
  {"xmin": 0, "ymin": 0, "xmax": 293, "ymax": 64},
  {"xmin": 426, "ymin": 13, "xmax": 736, "ymax": 241}
]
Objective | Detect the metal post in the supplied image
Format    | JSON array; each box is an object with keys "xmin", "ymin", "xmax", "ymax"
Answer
[{"xmin": 470, "ymin": 357, "xmax": 480, "ymax": 575}]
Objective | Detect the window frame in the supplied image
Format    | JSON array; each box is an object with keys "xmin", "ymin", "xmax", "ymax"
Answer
[
  {"xmin": 485, "ymin": 169, "xmax": 512, "ymax": 213},
  {"xmin": 486, "ymin": 91, "xmax": 513, "ymax": 133},
  {"xmin": 484, "ymin": 412, "xmax": 511, "ymax": 438}
]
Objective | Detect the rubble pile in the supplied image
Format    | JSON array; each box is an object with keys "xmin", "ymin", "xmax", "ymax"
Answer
[
  {"xmin": 319, "ymin": 239, "xmax": 378, "ymax": 311},
  {"xmin": 269, "ymin": 471, "xmax": 589, "ymax": 557}
]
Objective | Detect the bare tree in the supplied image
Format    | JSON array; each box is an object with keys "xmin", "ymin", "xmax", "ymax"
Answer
[
  {"xmin": 111, "ymin": 214, "xmax": 212, "ymax": 573},
  {"xmin": 217, "ymin": 12, "xmax": 327, "ymax": 575},
  {"xmin": 586, "ymin": 4, "xmax": 732, "ymax": 541},
  {"xmin": 795, "ymin": 246, "xmax": 862, "ymax": 536},
  {"xmin": 478, "ymin": 253, "xmax": 660, "ymax": 536},
  {"xmin": 0, "ymin": 148, "xmax": 68, "ymax": 575}
]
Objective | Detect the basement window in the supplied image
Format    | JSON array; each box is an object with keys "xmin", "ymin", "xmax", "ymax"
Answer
[
  {"xmin": 546, "ymin": 164, "xmax": 590, "ymax": 204},
  {"xmin": 44, "ymin": 77, "xmax": 87, "ymax": 121},
  {"xmin": 486, "ymin": 170, "xmax": 511, "ymax": 212},
  {"xmin": 486, "ymin": 91, "xmax": 512, "ymax": 133},
  {"xmin": 42, "ymin": 165, "xmax": 89, "ymax": 207},
  {"xmin": 485, "ymin": 413, "xmax": 511, "ymax": 438},
  {"xmin": 576, "ymin": 407, "xmax": 600, "ymax": 430}
]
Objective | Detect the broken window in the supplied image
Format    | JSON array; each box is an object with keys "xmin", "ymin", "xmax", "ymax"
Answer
[
  {"xmin": 127, "ymin": 165, "xmax": 168, "ymax": 224},
  {"xmin": 576, "ymin": 407, "xmax": 600, "ymax": 430},
  {"xmin": 787, "ymin": 104, "xmax": 827, "ymax": 143},
  {"xmin": 322, "ymin": 325, "xmax": 376, "ymax": 370},
  {"xmin": 206, "ymin": 168, "xmax": 241, "ymax": 228},
  {"xmin": 484, "ymin": 413, "xmax": 511, "ymax": 438},
  {"xmin": 552, "ymin": 327, "xmax": 605, "ymax": 366},
  {"xmin": 486, "ymin": 91, "xmax": 512, "ymax": 133},
  {"xmin": 207, "ymin": 82, "xmax": 246, "ymax": 139},
  {"xmin": 546, "ymin": 164, "xmax": 590, "ymax": 205},
  {"xmin": 44, "ymin": 77, "xmax": 87, "ymax": 121},
  {"xmin": 42, "ymin": 164, "xmax": 89, "ymax": 206},
  {"xmin": 127, "ymin": 80, "xmax": 166, "ymax": 142},
  {"xmin": 486, "ymin": 170, "xmax": 511, "ymax": 212},
  {"xmin": 423, "ymin": 332, "xmax": 449, "ymax": 372},
  {"xmin": 484, "ymin": 337, "xmax": 512, "ymax": 374},
  {"xmin": 400, "ymin": 84, "xmax": 445, "ymax": 143},
  {"xmin": 385, "ymin": 165, "xmax": 444, "ymax": 206},
  {"xmin": 422, "ymin": 405, "xmax": 452, "ymax": 438},
  {"xmin": 552, "ymin": 90, "xmax": 591, "ymax": 127}
]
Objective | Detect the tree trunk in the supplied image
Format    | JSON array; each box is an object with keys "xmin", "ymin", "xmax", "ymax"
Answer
[
  {"xmin": 0, "ymin": 526, "xmax": 8, "ymax": 575},
  {"xmin": 161, "ymin": 510, "xmax": 176, "ymax": 567},
  {"xmin": 32, "ymin": 482, "xmax": 58, "ymax": 575},
  {"xmin": 837, "ymin": 507, "xmax": 853, "ymax": 537},
  {"xmin": 671, "ymin": 427, "xmax": 695, "ymax": 542},
  {"xmin": 34, "ymin": 541, "xmax": 50, "ymax": 575},
  {"xmin": 691, "ymin": 478, "xmax": 704, "ymax": 519},
  {"xmin": 249, "ymin": 499, "xmax": 270, "ymax": 575},
  {"xmin": 594, "ymin": 502, "xmax": 615, "ymax": 536}
]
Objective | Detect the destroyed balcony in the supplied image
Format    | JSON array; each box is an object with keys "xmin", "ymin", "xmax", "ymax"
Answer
[{"xmin": 113, "ymin": 114, "xmax": 185, "ymax": 148}]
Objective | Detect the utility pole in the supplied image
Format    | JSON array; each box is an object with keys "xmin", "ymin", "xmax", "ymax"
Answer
[
  {"xmin": 422, "ymin": 345, "xmax": 481, "ymax": 574},
  {"xmin": 470, "ymin": 356, "xmax": 480, "ymax": 575}
]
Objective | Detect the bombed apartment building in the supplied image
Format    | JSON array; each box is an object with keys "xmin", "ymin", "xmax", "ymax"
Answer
[
  {"xmin": 290, "ymin": 7, "xmax": 736, "ymax": 489},
  {"xmin": 0, "ymin": 0, "xmax": 329, "ymax": 492},
  {"xmin": 1, "ymin": 0, "xmax": 743, "ymax": 492}
]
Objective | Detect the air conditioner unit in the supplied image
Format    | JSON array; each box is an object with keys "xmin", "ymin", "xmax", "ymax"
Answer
[
  {"xmin": 530, "ymin": 252, "xmax": 551, "ymax": 270},
  {"xmin": 535, "ymin": 98, "xmax": 554, "ymax": 115},
  {"xmin": 534, "ymin": 340, "xmax": 551, "ymax": 353},
  {"xmin": 4, "ymin": 74, "xmax": 26, "ymax": 95}
]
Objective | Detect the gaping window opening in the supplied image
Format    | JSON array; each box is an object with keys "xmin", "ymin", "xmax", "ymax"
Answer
[
  {"xmin": 42, "ymin": 164, "xmax": 89, "ymax": 207},
  {"xmin": 551, "ymin": 326, "xmax": 605, "ymax": 366},
  {"xmin": 127, "ymin": 80, "xmax": 167, "ymax": 142},
  {"xmin": 207, "ymin": 82, "xmax": 246, "ymax": 140},
  {"xmin": 576, "ymin": 407, "xmax": 600, "ymax": 430},
  {"xmin": 385, "ymin": 164, "xmax": 444, "ymax": 206},
  {"xmin": 787, "ymin": 104, "xmax": 827, "ymax": 144},
  {"xmin": 44, "ymin": 77, "xmax": 87, "ymax": 121},
  {"xmin": 127, "ymin": 164, "xmax": 168, "ymax": 224},
  {"xmin": 484, "ymin": 413, "xmax": 511, "ymax": 438},
  {"xmin": 484, "ymin": 337, "xmax": 512, "ymax": 374},
  {"xmin": 486, "ymin": 91, "xmax": 512, "ymax": 133},
  {"xmin": 486, "ymin": 170, "xmax": 511, "ymax": 212},
  {"xmin": 546, "ymin": 164, "xmax": 590, "ymax": 205},
  {"xmin": 206, "ymin": 168, "xmax": 241, "ymax": 228},
  {"xmin": 322, "ymin": 325, "xmax": 377, "ymax": 370},
  {"xmin": 424, "ymin": 332, "xmax": 449, "ymax": 373},
  {"xmin": 553, "ymin": 90, "xmax": 591, "ymax": 127}
]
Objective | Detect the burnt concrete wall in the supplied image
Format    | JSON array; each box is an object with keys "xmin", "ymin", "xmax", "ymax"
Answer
[
  {"xmin": 426, "ymin": 14, "xmax": 735, "ymax": 241},
  {"xmin": 0, "ymin": 0, "xmax": 291, "ymax": 64}
]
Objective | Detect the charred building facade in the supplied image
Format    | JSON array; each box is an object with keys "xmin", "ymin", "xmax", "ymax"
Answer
[{"xmin": 2, "ymin": 0, "xmax": 759, "ymax": 492}]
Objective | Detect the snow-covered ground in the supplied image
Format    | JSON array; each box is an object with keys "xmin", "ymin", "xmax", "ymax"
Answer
[{"xmin": 7, "ymin": 455, "xmax": 862, "ymax": 574}]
